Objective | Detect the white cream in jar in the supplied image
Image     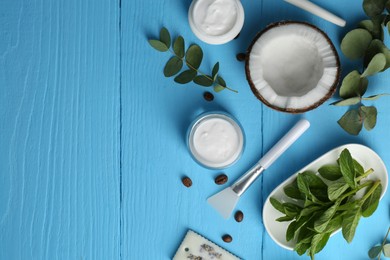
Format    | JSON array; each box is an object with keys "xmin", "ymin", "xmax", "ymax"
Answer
[
  {"xmin": 188, "ymin": 0, "xmax": 244, "ymax": 44},
  {"xmin": 188, "ymin": 112, "xmax": 244, "ymax": 169}
]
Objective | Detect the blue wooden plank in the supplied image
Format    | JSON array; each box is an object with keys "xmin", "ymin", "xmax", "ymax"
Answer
[{"xmin": 0, "ymin": 0, "xmax": 120, "ymax": 259}]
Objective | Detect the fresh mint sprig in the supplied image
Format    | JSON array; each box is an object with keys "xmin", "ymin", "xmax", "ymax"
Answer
[
  {"xmin": 271, "ymin": 148, "xmax": 383, "ymax": 259},
  {"xmin": 332, "ymin": 0, "xmax": 390, "ymax": 135},
  {"xmin": 148, "ymin": 27, "xmax": 237, "ymax": 93}
]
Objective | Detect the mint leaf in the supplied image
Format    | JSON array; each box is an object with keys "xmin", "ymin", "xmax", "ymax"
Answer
[
  {"xmin": 342, "ymin": 206, "xmax": 362, "ymax": 243},
  {"xmin": 339, "ymin": 149, "xmax": 356, "ymax": 188},
  {"xmin": 318, "ymin": 165, "xmax": 342, "ymax": 181},
  {"xmin": 362, "ymin": 183, "xmax": 382, "ymax": 217}
]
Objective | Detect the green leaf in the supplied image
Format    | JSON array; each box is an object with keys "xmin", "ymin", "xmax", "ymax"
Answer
[
  {"xmin": 284, "ymin": 179, "xmax": 304, "ymax": 200},
  {"xmin": 360, "ymin": 106, "xmax": 377, "ymax": 130},
  {"xmin": 383, "ymin": 243, "xmax": 390, "ymax": 257},
  {"xmin": 339, "ymin": 149, "xmax": 356, "ymax": 189},
  {"xmin": 295, "ymin": 242, "xmax": 311, "ymax": 256},
  {"xmin": 163, "ymin": 56, "xmax": 183, "ymax": 77},
  {"xmin": 276, "ymin": 215, "xmax": 295, "ymax": 222},
  {"xmin": 314, "ymin": 203, "xmax": 339, "ymax": 233},
  {"xmin": 300, "ymin": 205, "xmax": 323, "ymax": 217},
  {"xmin": 331, "ymin": 97, "xmax": 361, "ymax": 106},
  {"xmin": 338, "ymin": 109, "xmax": 363, "ymax": 136},
  {"xmin": 174, "ymin": 70, "xmax": 197, "ymax": 84},
  {"xmin": 326, "ymin": 214, "xmax": 343, "ymax": 233},
  {"xmin": 368, "ymin": 245, "xmax": 383, "ymax": 258},
  {"xmin": 365, "ymin": 39, "xmax": 390, "ymax": 70},
  {"xmin": 362, "ymin": 93, "xmax": 390, "ymax": 100},
  {"xmin": 213, "ymin": 84, "xmax": 225, "ymax": 92},
  {"xmin": 353, "ymin": 159, "xmax": 364, "ymax": 176},
  {"xmin": 341, "ymin": 29, "xmax": 373, "ymax": 59},
  {"xmin": 318, "ymin": 165, "xmax": 342, "ymax": 181},
  {"xmin": 359, "ymin": 19, "xmax": 384, "ymax": 40},
  {"xmin": 193, "ymin": 75, "xmax": 213, "ymax": 87},
  {"xmin": 342, "ymin": 206, "xmax": 362, "ymax": 243},
  {"xmin": 362, "ymin": 183, "xmax": 382, "ymax": 217},
  {"xmin": 363, "ymin": 0, "xmax": 386, "ymax": 17},
  {"xmin": 185, "ymin": 44, "xmax": 203, "ymax": 69},
  {"xmin": 173, "ymin": 36, "xmax": 185, "ymax": 58},
  {"xmin": 148, "ymin": 39, "xmax": 169, "ymax": 52},
  {"xmin": 310, "ymin": 232, "xmax": 331, "ymax": 255},
  {"xmin": 286, "ymin": 221, "xmax": 297, "ymax": 241},
  {"xmin": 362, "ymin": 53, "xmax": 386, "ymax": 77},
  {"xmin": 159, "ymin": 27, "xmax": 171, "ymax": 48},
  {"xmin": 283, "ymin": 202, "xmax": 302, "ymax": 217},
  {"xmin": 328, "ymin": 180, "xmax": 349, "ymax": 201},
  {"xmin": 270, "ymin": 197, "xmax": 285, "ymax": 214},
  {"xmin": 339, "ymin": 71, "xmax": 368, "ymax": 98},
  {"xmin": 217, "ymin": 76, "xmax": 226, "ymax": 87},
  {"xmin": 212, "ymin": 62, "xmax": 219, "ymax": 80}
]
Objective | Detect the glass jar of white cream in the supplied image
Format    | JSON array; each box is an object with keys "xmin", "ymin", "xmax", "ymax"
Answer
[
  {"xmin": 188, "ymin": 0, "xmax": 245, "ymax": 44},
  {"xmin": 187, "ymin": 112, "xmax": 245, "ymax": 169}
]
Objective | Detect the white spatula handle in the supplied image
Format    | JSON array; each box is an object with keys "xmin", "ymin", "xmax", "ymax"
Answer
[
  {"xmin": 231, "ymin": 119, "xmax": 310, "ymax": 196},
  {"xmin": 259, "ymin": 119, "xmax": 310, "ymax": 169},
  {"xmin": 284, "ymin": 0, "xmax": 346, "ymax": 27}
]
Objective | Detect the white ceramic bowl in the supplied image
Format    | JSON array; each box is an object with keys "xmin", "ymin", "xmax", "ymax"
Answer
[{"xmin": 263, "ymin": 143, "xmax": 388, "ymax": 250}]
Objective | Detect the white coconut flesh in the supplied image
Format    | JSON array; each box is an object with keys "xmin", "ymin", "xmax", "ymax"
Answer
[{"xmin": 248, "ymin": 23, "xmax": 339, "ymax": 111}]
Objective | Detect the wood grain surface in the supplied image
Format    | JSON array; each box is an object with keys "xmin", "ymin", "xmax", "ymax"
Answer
[{"xmin": 1, "ymin": 0, "xmax": 390, "ymax": 259}]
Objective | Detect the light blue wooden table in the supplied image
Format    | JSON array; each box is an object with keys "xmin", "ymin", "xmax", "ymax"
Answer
[{"xmin": 1, "ymin": 0, "xmax": 389, "ymax": 259}]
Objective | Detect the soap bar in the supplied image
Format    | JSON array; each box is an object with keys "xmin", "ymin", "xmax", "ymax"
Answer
[{"xmin": 173, "ymin": 230, "xmax": 241, "ymax": 260}]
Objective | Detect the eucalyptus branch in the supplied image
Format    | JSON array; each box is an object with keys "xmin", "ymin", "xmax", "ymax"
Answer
[{"xmin": 148, "ymin": 27, "xmax": 237, "ymax": 93}]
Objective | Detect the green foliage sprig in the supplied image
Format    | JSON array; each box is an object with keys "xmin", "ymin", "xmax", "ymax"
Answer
[
  {"xmin": 333, "ymin": 0, "xmax": 390, "ymax": 135},
  {"xmin": 271, "ymin": 148, "xmax": 382, "ymax": 260},
  {"xmin": 369, "ymin": 227, "xmax": 390, "ymax": 259},
  {"xmin": 148, "ymin": 27, "xmax": 237, "ymax": 93}
]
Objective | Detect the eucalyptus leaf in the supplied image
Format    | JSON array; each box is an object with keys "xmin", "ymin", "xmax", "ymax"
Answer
[
  {"xmin": 360, "ymin": 106, "xmax": 377, "ymax": 130},
  {"xmin": 185, "ymin": 44, "xmax": 203, "ymax": 69},
  {"xmin": 359, "ymin": 19, "xmax": 383, "ymax": 40},
  {"xmin": 193, "ymin": 75, "xmax": 213, "ymax": 87},
  {"xmin": 362, "ymin": 93, "xmax": 390, "ymax": 100},
  {"xmin": 363, "ymin": 0, "xmax": 386, "ymax": 17},
  {"xmin": 362, "ymin": 53, "xmax": 386, "ymax": 77},
  {"xmin": 368, "ymin": 245, "xmax": 382, "ymax": 258},
  {"xmin": 174, "ymin": 70, "xmax": 197, "ymax": 84},
  {"xmin": 341, "ymin": 29, "xmax": 372, "ymax": 59},
  {"xmin": 159, "ymin": 27, "xmax": 171, "ymax": 48},
  {"xmin": 173, "ymin": 36, "xmax": 185, "ymax": 58},
  {"xmin": 163, "ymin": 56, "xmax": 183, "ymax": 77},
  {"xmin": 362, "ymin": 183, "xmax": 382, "ymax": 217},
  {"xmin": 342, "ymin": 206, "xmax": 362, "ymax": 243},
  {"xmin": 148, "ymin": 39, "xmax": 169, "ymax": 52},
  {"xmin": 383, "ymin": 243, "xmax": 390, "ymax": 257},
  {"xmin": 213, "ymin": 84, "xmax": 225, "ymax": 92},
  {"xmin": 364, "ymin": 39, "xmax": 390, "ymax": 70},
  {"xmin": 339, "ymin": 149, "xmax": 356, "ymax": 189},
  {"xmin": 212, "ymin": 62, "xmax": 219, "ymax": 80},
  {"xmin": 318, "ymin": 165, "xmax": 342, "ymax": 181},
  {"xmin": 339, "ymin": 70, "xmax": 368, "ymax": 98},
  {"xmin": 337, "ymin": 109, "xmax": 363, "ymax": 136},
  {"xmin": 331, "ymin": 97, "xmax": 361, "ymax": 106},
  {"xmin": 217, "ymin": 76, "xmax": 226, "ymax": 87}
]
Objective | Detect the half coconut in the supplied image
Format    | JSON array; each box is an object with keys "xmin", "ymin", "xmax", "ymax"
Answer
[{"xmin": 245, "ymin": 21, "xmax": 340, "ymax": 113}]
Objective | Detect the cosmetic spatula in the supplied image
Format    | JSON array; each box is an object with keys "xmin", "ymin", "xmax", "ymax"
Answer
[{"xmin": 207, "ymin": 119, "xmax": 310, "ymax": 219}]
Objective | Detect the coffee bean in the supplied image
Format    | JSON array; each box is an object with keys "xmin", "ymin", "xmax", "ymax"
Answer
[
  {"xmin": 182, "ymin": 176, "xmax": 192, "ymax": 187},
  {"xmin": 214, "ymin": 174, "xmax": 228, "ymax": 185},
  {"xmin": 203, "ymin": 91, "xmax": 214, "ymax": 102},
  {"xmin": 234, "ymin": 210, "xmax": 244, "ymax": 222},
  {"xmin": 236, "ymin": 53, "xmax": 246, "ymax": 62},
  {"xmin": 222, "ymin": 234, "xmax": 232, "ymax": 243}
]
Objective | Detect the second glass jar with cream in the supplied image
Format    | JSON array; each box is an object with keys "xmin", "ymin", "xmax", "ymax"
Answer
[{"xmin": 187, "ymin": 112, "xmax": 245, "ymax": 169}]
